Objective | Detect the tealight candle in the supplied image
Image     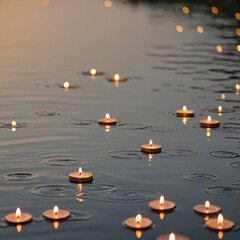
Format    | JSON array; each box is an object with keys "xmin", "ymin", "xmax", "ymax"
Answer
[
  {"xmin": 107, "ymin": 73, "xmax": 127, "ymax": 82},
  {"xmin": 156, "ymin": 233, "xmax": 190, "ymax": 240},
  {"xmin": 206, "ymin": 214, "xmax": 235, "ymax": 231},
  {"xmin": 123, "ymin": 214, "xmax": 152, "ymax": 230},
  {"xmin": 68, "ymin": 167, "xmax": 93, "ymax": 183},
  {"xmin": 98, "ymin": 113, "xmax": 117, "ymax": 125},
  {"xmin": 140, "ymin": 139, "xmax": 162, "ymax": 153},
  {"xmin": 5, "ymin": 207, "xmax": 32, "ymax": 224},
  {"xmin": 43, "ymin": 205, "xmax": 70, "ymax": 221},
  {"xmin": 82, "ymin": 69, "xmax": 104, "ymax": 76},
  {"xmin": 200, "ymin": 116, "xmax": 220, "ymax": 128},
  {"xmin": 193, "ymin": 200, "xmax": 221, "ymax": 215},
  {"xmin": 149, "ymin": 195, "xmax": 176, "ymax": 212},
  {"xmin": 176, "ymin": 106, "xmax": 195, "ymax": 117}
]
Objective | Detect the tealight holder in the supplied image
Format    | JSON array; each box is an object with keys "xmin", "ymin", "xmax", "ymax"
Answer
[
  {"xmin": 5, "ymin": 208, "xmax": 32, "ymax": 224},
  {"xmin": 69, "ymin": 167, "xmax": 93, "ymax": 183},
  {"xmin": 123, "ymin": 214, "xmax": 152, "ymax": 230},
  {"xmin": 206, "ymin": 214, "xmax": 234, "ymax": 231},
  {"xmin": 149, "ymin": 196, "xmax": 176, "ymax": 212},
  {"xmin": 107, "ymin": 73, "xmax": 127, "ymax": 82},
  {"xmin": 98, "ymin": 113, "xmax": 117, "ymax": 125},
  {"xmin": 43, "ymin": 205, "xmax": 70, "ymax": 221},
  {"xmin": 176, "ymin": 106, "xmax": 195, "ymax": 117},
  {"xmin": 200, "ymin": 116, "xmax": 220, "ymax": 128},
  {"xmin": 140, "ymin": 139, "xmax": 162, "ymax": 154},
  {"xmin": 193, "ymin": 201, "xmax": 221, "ymax": 216}
]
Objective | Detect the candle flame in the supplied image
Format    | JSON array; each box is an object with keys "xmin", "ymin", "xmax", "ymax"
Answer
[
  {"xmin": 12, "ymin": 121, "xmax": 17, "ymax": 128},
  {"xmin": 63, "ymin": 81, "xmax": 70, "ymax": 89},
  {"xmin": 114, "ymin": 73, "xmax": 120, "ymax": 81},
  {"xmin": 236, "ymin": 84, "xmax": 240, "ymax": 91},
  {"xmin": 183, "ymin": 106, "xmax": 187, "ymax": 111},
  {"xmin": 53, "ymin": 205, "xmax": 59, "ymax": 215},
  {"xmin": 218, "ymin": 106, "xmax": 222, "ymax": 112},
  {"xmin": 16, "ymin": 208, "xmax": 21, "ymax": 218},
  {"xmin": 205, "ymin": 200, "xmax": 210, "ymax": 209},
  {"xmin": 135, "ymin": 214, "xmax": 142, "ymax": 224},
  {"xmin": 159, "ymin": 196, "xmax": 164, "ymax": 206},
  {"xmin": 218, "ymin": 214, "xmax": 224, "ymax": 225},
  {"xmin": 149, "ymin": 139, "xmax": 153, "ymax": 146},
  {"xmin": 169, "ymin": 233, "xmax": 175, "ymax": 240},
  {"xmin": 90, "ymin": 69, "xmax": 97, "ymax": 76},
  {"xmin": 79, "ymin": 167, "xmax": 82, "ymax": 175},
  {"xmin": 207, "ymin": 116, "xmax": 212, "ymax": 122},
  {"xmin": 105, "ymin": 113, "xmax": 110, "ymax": 119}
]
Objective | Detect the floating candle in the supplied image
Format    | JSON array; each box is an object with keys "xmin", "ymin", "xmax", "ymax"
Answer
[
  {"xmin": 82, "ymin": 69, "xmax": 104, "ymax": 76},
  {"xmin": 98, "ymin": 113, "xmax": 117, "ymax": 125},
  {"xmin": 68, "ymin": 167, "xmax": 93, "ymax": 183},
  {"xmin": 156, "ymin": 232, "xmax": 190, "ymax": 240},
  {"xmin": 176, "ymin": 106, "xmax": 195, "ymax": 117},
  {"xmin": 63, "ymin": 81, "xmax": 70, "ymax": 89},
  {"xmin": 43, "ymin": 205, "xmax": 70, "ymax": 221},
  {"xmin": 5, "ymin": 207, "xmax": 32, "ymax": 224},
  {"xmin": 200, "ymin": 116, "xmax": 220, "ymax": 128},
  {"xmin": 206, "ymin": 214, "xmax": 235, "ymax": 231},
  {"xmin": 149, "ymin": 195, "xmax": 176, "ymax": 212},
  {"xmin": 123, "ymin": 214, "xmax": 152, "ymax": 230},
  {"xmin": 140, "ymin": 139, "xmax": 162, "ymax": 154},
  {"xmin": 107, "ymin": 73, "xmax": 127, "ymax": 82},
  {"xmin": 193, "ymin": 201, "xmax": 221, "ymax": 215}
]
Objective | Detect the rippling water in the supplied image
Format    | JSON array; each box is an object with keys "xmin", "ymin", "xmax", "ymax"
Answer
[{"xmin": 0, "ymin": 0, "xmax": 239, "ymax": 239}]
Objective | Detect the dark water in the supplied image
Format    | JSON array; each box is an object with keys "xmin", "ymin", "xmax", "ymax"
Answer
[{"xmin": 0, "ymin": 0, "xmax": 239, "ymax": 239}]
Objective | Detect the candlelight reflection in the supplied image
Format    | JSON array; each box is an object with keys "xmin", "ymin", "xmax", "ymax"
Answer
[
  {"xmin": 176, "ymin": 25, "xmax": 183, "ymax": 33},
  {"xmin": 105, "ymin": 125, "xmax": 111, "ymax": 133},
  {"xmin": 197, "ymin": 26, "xmax": 204, "ymax": 33},
  {"xmin": 236, "ymin": 28, "xmax": 240, "ymax": 36},
  {"xmin": 53, "ymin": 221, "xmax": 59, "ymax": 229},
  {"xmin": 136, "ymin": 230, "xmax": 142, "ymax": 239},
  {"xmin": 218, "ymin": 231, "xmax": 224, "ymax": 240},
  {"xmin": 216, "ymin": 45, "xmax": 222, "ymax": 53},
  {"xmin": 16, "ymin": 224, "xmax": 22, "ymax": 232},
  {"xmin": 221, "ymin": 93, "xmax": 226, "ymax": 100},
  {"xmin": 236, "ymin": 13, "xmax": 240, "ymax": 20},
  {"xmin": 182, "ymin": 117, "xmax": 188, "ymax": 125},
  {"xmin": 212, "ymin": 6, "xmax": 218, "ymax": 14},
  {"xmin": 206, "ymin": 127, "xmax": 211, "ymax": 138},
  {"xmin": 182, "ymin": 6, "xmax": 190, "ymax": 14},
  {"xmin": 159, "ymin": 212, "xmax": 164, "ymax": 220}
]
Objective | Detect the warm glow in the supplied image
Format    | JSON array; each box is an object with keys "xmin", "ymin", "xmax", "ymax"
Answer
[
  {"xmin": 105, "ymin": 125, "xmax": 111, "ymax": 133},
  {"xmin": 113, "ymin": 73, "xmax": 120, "ymax": 81},
  {"xmin": 183, "ymin": 105, "xmax": 187, "ymax": 111},
  {"xmin": 42, "ymin": 0, "xmax": 49, "ymax": 6},
  {"xmin": 207, "ymin": 116, "xmax": 212, "ymax": 122},
  {"xmin": 236, "ymin": 28, "xmax": 240, "ymax": 36},
  {"xmin": 205, "ymin": 200, "xmax": 210, "ymax": 209},
  {"xmin": 169, "ymin": 233, "xmax": 175, "ymax": 240},
  {"xmin": 236, "ymin": 13, "xmax": 240, "ymax": 20},
  {"xmin": 218, "ymin": 214, "xmax": 224, "ymax": 225},
  {"xmin": 206, "ymin": 128, "xmax": 211, "ymax": 137},
  {"xmin": 90, "ymin": 69, "xmax": 97, "ymax": 76},
  {"xmin": 211, "ymin": 6, "xmax": 218, "ymax": 14},
  {"xmin": 182, "ymin": 6, "xmax": 190, "ymax": 14},
  {"xmin": 12, "ymin": 121, "xmax": 17, "ymax": 128},
  {"xmin": 159, "ymin": 212, "xmax": 164, "ymax": 220},
  {"xmin": 105, "ymin": 113, "xmax": 110, "ymax": 119},
  {"xmin": 237, "ymin": 45, "xmax": 240, "ymax": 52},
  {"xmin": 53, "ymin": 221, "xmax": 59, "ymax": 230},
  {"xmin": 218, "ymin": 106, "xmax": 223, "ymax": 113},
  {"xmin": 104, "ymin": 0, "xmax": 112, "ymax": 8},
  {"xmin": 53, "ymin": 205, "xmax": 59, "ymax": 215},
  {"xmin": 79, "ymin": 167, "xmax": 82, "ymax": 175},
  {"xmin": 159, "ymin": 195, "xmax": 164, "ymax": 206},
  {"xmin": 205, "ymin": 215, "xmax": 210, "ymax": 221},
  {"xmin": 149, "ymin": 139, "xmax": 153, "ymax": 146},
  {"xmin": 176, "ymin": 25, "xmax": 183, "ymax": 33},
  {"xmin": 218, "ymin": 231, "xmax": 224, "ymax": 240},
  {"xmin": 197, "ymin": 26, "xmax": 204, "ymax": 33},
  {"xmin": 236, "ymin": 84, "xmax": 240, "ymax": 91},
  {"xmin": 63, "ymin": 81, "xmax": 70, "ymax": 89},
  {"xmin": 182, "ymin": 117, "xmax": 187, "ymax": 125},
  {"xmin": 216, "ymin": 45, "xmax": 222, "ymax": 53},
  {"xmin": 221, "ymin": 93, "xmax": 225, "ymax": 100},
  {"xmin": 135, "ymin": 230, "xmax": 142, "ymax": 239},
  {"xmin": 16, "ymin": 224, "xmax": 22, "ymax": 232},
  {"xmin": 135, "ymin": 214, "xmax": 142, "ymax": 224},
  {"xmin": 16, "ymin": 208, "xmax": 21, "ymax": 218}
]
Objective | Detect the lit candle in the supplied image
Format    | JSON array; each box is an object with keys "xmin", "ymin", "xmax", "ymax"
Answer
[
  {"xmin": 107, "ymin": 73, "xmax": 127, "ymax": 82},
  {"xmin": 197, "ymin": 26, "xmax": 204, "ymax": 33},
  {"xmin": 98, "ymin": 113, "xmax": 117, "ymax": 125},
  {"xmin": 123, "ymin": 214, "xmax": 152, "ymax": 230},
  {"xmin": 156, "ymin": 232, "xmax": 190, "ymax": 240},
  {"xmin": 200, "ymin": 115, "xmax": 220, "ymax": 128},
  {"xmin": 149, "ymin": 195, "xmax": 176, "ymax": 212},
  {"xmin": 182, "ymin": 6, "xmax": 190, "ymax": 14},
  {"xmin": 68, "ymin": 167, "xmax": 93, "ymax": 183},
  {"xmin": 12, "ymin": 121, "xmax": 17, "ymax": 128},
  {"xmin": 140, "ymin": 139, "xmax": 162, "ymax": 153},
  {"xmin": 206, "ymin": 213, "xmax": 235, "ymax": 231},
  {"xmin": 236, "ymin": 83, "xmax": 240, "ymax": 92},
  {"xmin": 176, "ymin": 106, "xmax": 195, "ymax": 117},
  {"xmin": 4, "ymin": 207, "xmax": 32, "ymax": 224},
  {"xmin": 63, "ymin": 81, "xmax": 70, "ymax": 89},
  {"xmin": 193, "ymin": 200, "xmax": 221, "ymax": 215},
  {"xmin": 43, "ymin": 205, "xmax": 70, "ymax": 221},
  {"xmin": 82, "ymin": 69, "xmax": 104, "ymax": 76}
]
